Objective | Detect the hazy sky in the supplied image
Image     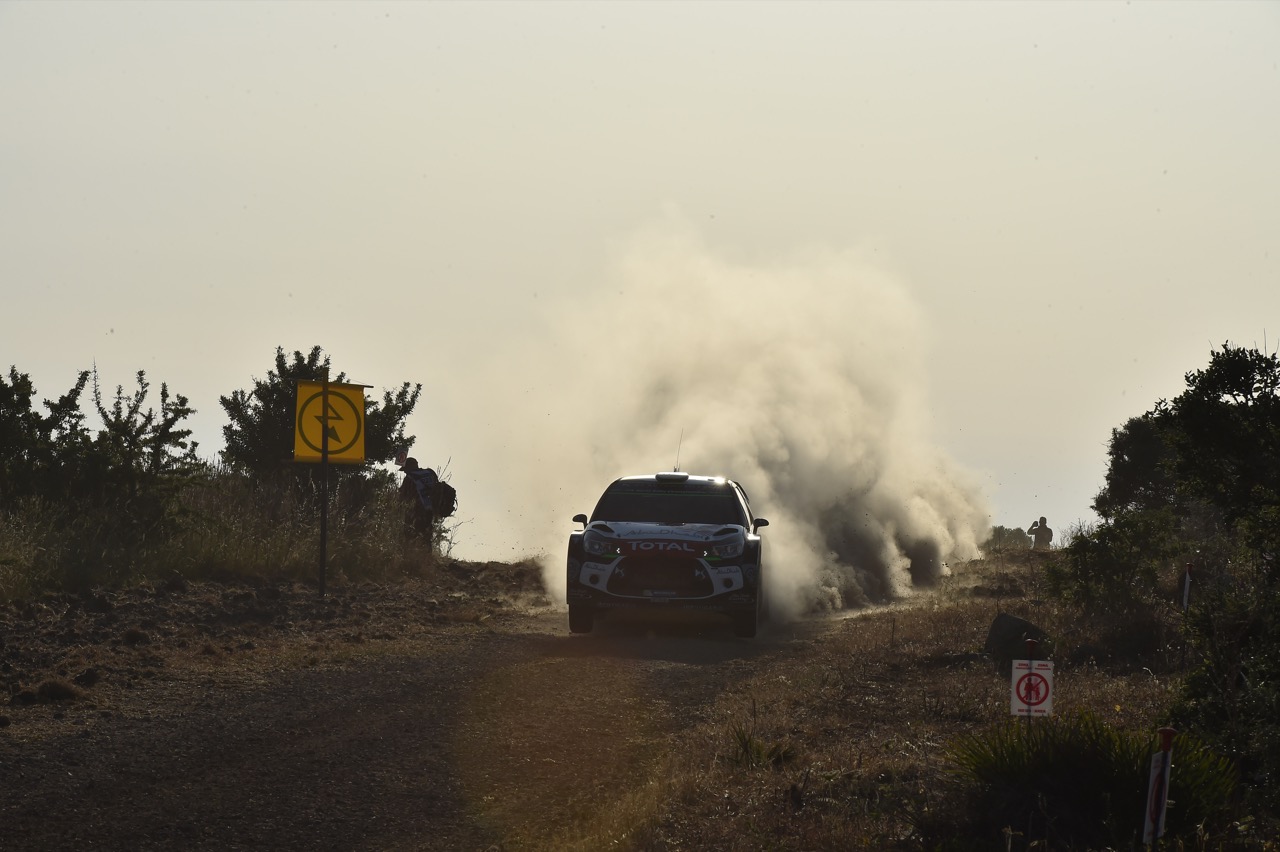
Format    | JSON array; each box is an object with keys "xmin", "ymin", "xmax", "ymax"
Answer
[{"xmin": 4, "ymin": 1, "xmax": 1278, "ymax": 570}]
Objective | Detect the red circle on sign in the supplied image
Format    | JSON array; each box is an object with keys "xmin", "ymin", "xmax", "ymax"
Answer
[{"xmin": 1016, "ymin": 672, "xmax": 1050, "ymax": 706}]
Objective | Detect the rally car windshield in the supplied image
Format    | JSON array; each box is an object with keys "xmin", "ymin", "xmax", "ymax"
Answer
[{"xmin": 591, "ymin": 481, "xmax": 749, "ymax": 527}]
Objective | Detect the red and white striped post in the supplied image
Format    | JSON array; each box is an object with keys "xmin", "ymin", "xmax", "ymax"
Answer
[{"xmin": 1143, "ymin": 726, "xmax": 1177, "ymax": 845}]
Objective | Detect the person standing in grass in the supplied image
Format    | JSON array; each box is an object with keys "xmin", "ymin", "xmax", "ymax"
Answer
[
  {"xmin": 1027, "ymin": 516, "xmax": 1053, "ymax": 551},
  {"xmin": 399, "ymin": 457, "xmax": 439, "ymax": 539}
]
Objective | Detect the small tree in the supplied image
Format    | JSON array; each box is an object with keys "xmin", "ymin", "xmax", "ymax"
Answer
[
  {"xmin": 91, "ymin": 369, "xmax": 202, "ymax": 493},
  {"xmin": 0, "ymin": 366, "xmax": 93, "ymax": 499}
]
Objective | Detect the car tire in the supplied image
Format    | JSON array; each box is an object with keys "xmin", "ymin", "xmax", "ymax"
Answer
[
  {"xmin": 731, "ymin": 609, "xmax": 758, "ymax": 639},
  {"xmin": 568, "ymin": 604, "xmax": 594, "ymax": 634}
]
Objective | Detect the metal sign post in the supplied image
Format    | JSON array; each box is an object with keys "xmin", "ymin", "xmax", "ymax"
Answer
[
  {"xmin": 294, "ymin": 376, "xmax": 371, "ymax": 597},
  {"xmin": 1008, "ymin": 638, "xmax": 1054, "ymax": 846},
  {"xmin": 319, "ymin": 374, "xmax": 329, "ymax": 597}
]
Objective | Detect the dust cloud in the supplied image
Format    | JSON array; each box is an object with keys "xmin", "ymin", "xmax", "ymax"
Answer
[{"xmin": 449, "ymin": 218, "xmax": 989, "ymax": 618}]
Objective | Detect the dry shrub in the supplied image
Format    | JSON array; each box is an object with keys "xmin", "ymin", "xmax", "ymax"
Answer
[
  {"xmin": 943, "ymin": 711, "xmax": 1236, "ymax": 848},
  {"xmin": 0, "ymin": 499, "xmax": 66, "ymax": 602}
]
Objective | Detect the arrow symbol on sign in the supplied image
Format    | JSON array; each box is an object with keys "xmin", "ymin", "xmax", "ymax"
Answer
[{"xmin": 315, "ymin": 402, "xmax": 344, "ymax": 443}]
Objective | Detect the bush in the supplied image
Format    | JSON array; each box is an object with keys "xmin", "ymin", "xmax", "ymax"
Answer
[
  {"xmin": 1173, "ymin": 551, "xmax": 1280, "ymax": 815},
  {"xmin": 1043, "ymin": 509, "xmax": 1181, "ymax": 614},
  {"xmin": 945, "ymin": 710, "xmax": 1235, "ymax": 848},
  {"xmin": 0, "ymin": 367, "xmax": 206, "ymax": 595},
  {"xmin": 987, "ymin": 525, "xmax": 1031, "ymax": 553}
]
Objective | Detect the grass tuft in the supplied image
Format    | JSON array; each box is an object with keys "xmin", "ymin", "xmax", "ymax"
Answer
[
  {"xmin": 35, "ymin": 678, "xmax": 85, "ymax": 703},
  {"xmin": 724, "ymin": 698, "xmax": 796, "ymax": 770}
]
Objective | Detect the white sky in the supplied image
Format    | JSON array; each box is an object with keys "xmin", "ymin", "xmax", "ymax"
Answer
[{"xmin": 3, "ymin": 1, "xmax": 1278, "ymax": 563}]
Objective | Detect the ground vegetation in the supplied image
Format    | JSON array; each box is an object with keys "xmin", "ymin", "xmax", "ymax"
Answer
[
  {"xmin": 1047, "ymin": 342, "xmax": 1280, "ymax": 815},
  {"xmin": 1, "ymin": 348, "xmax": 435, "ymax": 602}
]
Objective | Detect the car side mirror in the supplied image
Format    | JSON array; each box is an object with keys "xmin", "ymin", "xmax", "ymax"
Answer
[
  {"xmin": 573, "ymin": 513, "xmax": 588, "ymax": 529},
  {"xmin": 753, "ymin": 518, "xmax": 769, "ymax": 533}
]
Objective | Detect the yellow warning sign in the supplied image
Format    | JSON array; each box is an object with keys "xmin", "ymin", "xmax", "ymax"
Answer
[{"xmin": 294, "ymin": 381, "xmax": 366, "ymax": 464}]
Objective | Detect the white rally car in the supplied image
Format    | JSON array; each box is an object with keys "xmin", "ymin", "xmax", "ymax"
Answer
[{"xmin": 566, "ymin": 472, "xmax": 769, "ymax": 637}]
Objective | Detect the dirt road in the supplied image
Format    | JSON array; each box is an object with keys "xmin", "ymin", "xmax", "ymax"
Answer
[{"xmin": 1, "ymin": 569, "xmax": 827, "ymax": 851}]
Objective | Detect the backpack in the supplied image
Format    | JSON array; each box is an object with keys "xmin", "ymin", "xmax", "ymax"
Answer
[{"xmin": 433, "ymin": 481, "xmax": 457, "ymax": 519}]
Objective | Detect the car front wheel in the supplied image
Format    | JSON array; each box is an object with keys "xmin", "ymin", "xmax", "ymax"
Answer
[
  {"xmin": 568, "ymin": 604, "xmax": 594, "ymax": 634},
  {"xmin": 731, "ymin": 608, "xmax": 758, "ymax": 638}
]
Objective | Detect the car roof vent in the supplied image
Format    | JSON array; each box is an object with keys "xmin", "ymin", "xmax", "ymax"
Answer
[
  {"xmin": 714, "ymin": 527, "xmax": 737, "ymax": 536},
  {"xmin": 655, "ymin": 471, "xmax": 690, "ymax": 483}
]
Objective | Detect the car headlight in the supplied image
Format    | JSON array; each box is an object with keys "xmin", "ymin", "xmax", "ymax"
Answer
[
  {"xmin": 710, "ymin": 539, "xmax": 744, "ymax": 558},
  {"xmin": 583, "ymin": 530, "xmax": 617, "ymax": 556}
]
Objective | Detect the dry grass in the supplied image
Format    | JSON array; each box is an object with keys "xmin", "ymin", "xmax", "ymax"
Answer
[
  {"xmin": 542, "ymin": 555, "xmax": 1211, "ymax": 851},
  {"xmin": 0, "ymin": 472, "xmax": 454, "ymax": 602}
]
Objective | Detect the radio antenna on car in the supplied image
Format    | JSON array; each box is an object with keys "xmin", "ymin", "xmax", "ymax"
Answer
[{"xmin": 674, "ymin": 428, "xmax": 684, "ymax": 472}]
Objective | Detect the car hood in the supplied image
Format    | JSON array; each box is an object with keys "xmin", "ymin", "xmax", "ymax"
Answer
[{"xmin": 586, "ymin": 521, "xmax": 745, "ymax": 542}]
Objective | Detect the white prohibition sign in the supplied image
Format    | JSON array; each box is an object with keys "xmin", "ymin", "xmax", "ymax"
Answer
[{"xmin": 1010, "ymin": 660, "xmax": 1054, "ymax": 717}]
